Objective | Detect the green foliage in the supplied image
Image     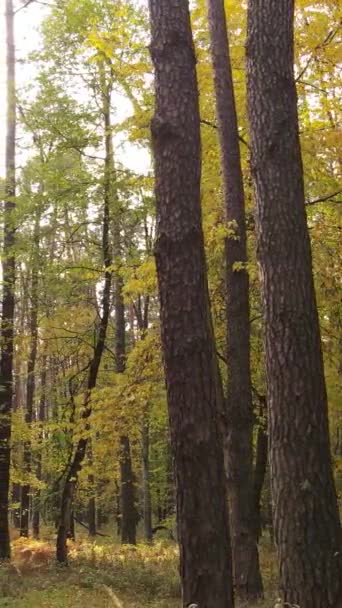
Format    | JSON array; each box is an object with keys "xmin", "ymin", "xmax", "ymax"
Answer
[{"xmin": 5, "ymin": 0, "xmax": 341, "ymax": 575}]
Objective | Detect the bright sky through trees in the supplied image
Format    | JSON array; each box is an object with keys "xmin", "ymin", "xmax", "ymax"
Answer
[{"xmin": 0, "ymin": 2, "xmax": 151, "ymax": 176}]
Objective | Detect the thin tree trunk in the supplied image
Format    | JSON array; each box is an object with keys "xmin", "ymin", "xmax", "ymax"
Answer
[
  {"xmin": 20, "ymin": 216, "xmax": 40, "ymax": 538},
  {"xmin": 136, "ymin": 298, "xmax": 152, "ymax": 543},
  {"xmin": 0, "ymin": 0, "xmax": 16, "ymax": 560},
  {"xmin": 115, "ymin": 480, "xmax": 121, "ymax": 538},
  {"xmin": 206, "ymin": 0, "xmax": 263, "ymax": 598},
  {"xmin": 87, "ymin": 440, "xmax": 96, "ymax": 537},
  {"xmin": 32, "ymin": 354, "xmax": 47, "ymax": 539},
  {"xmin": 149, "ymin": 1, "xmax": 234, "ymax": 606},
  {"xmin": 114, "ymin": 236, "xmax": 137, "ymax": 546},
  {"xmin": 87, "ymin": 492, "xmax": 96, "ymax": 538},
  {"xmin": 246, "ymin": 2, "xmax": 342, "ymax": 606},
  {"xmin": 68, "ymin": 511, "xmax": 75, "ymax": 542},
  {"xmin": 252, "ymin": 417, "xmax": 268, "ymax": 542},
  {"xmin": 119, "ymin": 435, "xmax": 136, "ymax": 544},
  {"xmin": 142, "ymin": 418, "xmax": 152, "ymax": 543},
  {"xmin": 56, "ymin": 264, "xmax": 111, "ymax": 562},
  {"xmin": 56, "ymin": 150, "xmax": 112, "ymax": 563}
]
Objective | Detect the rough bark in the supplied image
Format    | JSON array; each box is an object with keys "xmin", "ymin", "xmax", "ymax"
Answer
[
  {"xmin": 149, "ymin": 1, "xmax": 234, "ymax": 606},
  {"xmin": 246, "ymin": 2, "xmax": 342, "ymax": 606},
  {"xmin": 206, "ymin": 0, "xmax": 263, "ymax": 598},
  {"xmin": 0, "ymin": 0, "xmax": 16, "ymax": 561}
]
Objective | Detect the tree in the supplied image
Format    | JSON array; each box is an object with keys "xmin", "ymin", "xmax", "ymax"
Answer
[
  {"xmin": 56, "ymin": 131, "xmax": 113, "ymax": 563},
  {"xmin": 20, "ymin": 211, "xmax": 40, "ymax": 538},
  {"xmin": 149, "ymin": 0, "xmax": 234, "ymax": 606},
  {"xmin": 246, "ymin": 1, "xmax": 342, "ymax": 606},
  {"xmin": 206, "ymin": 0, "xmax": 263, "ymax": 598},
  {"xmin": 0, "ymin": 0, "xmax": 16, "ymax": 561}
]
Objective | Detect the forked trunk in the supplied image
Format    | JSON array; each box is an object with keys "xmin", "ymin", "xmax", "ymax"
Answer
[{"xmin": 149, "ymin": 1, "xmax": 234, "ymax": 605}]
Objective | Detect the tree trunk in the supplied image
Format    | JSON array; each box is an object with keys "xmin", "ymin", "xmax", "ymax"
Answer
[
  {"xmin": 0, "ymin": 0, "xmax": 16, "ymax": 561},
  {"xmin": 56, "ymin": 270, "xmax": 111, "ymax": 563},
  {"xmin": 87, "ymin": 492, "xmax": 96, "ymax": 538},
  {"xmin": 32, "ymin": 355, "xmax": 47, "ymax": 539},
  {"xmin": 115, "ymin": 480, "xmax": 121, "ymax": 538},
  {"xmin": 21, "ymin": 216, "xmax": 40, "ymax": 538},
  {"xmin": 87, "ymin": 441, "xmax": 96, "ymax": 537},
  {"xmin": 252, "ymin": 416, "xmax": 268, "ymax": 542},
  {"xmin": 149, "ymin": 1, "xmax": 234, "ymax": 606},
  {"xmin": 56, "ymin": 130, "xmax": 112, "ymax": 562},
  {"xmin": 114, "ymin": 240, "xmax": 137, "ymax": 546},
  {"xmin": 246, "ymin": 2, "xmax": 342, "ymax": 606},
  {"xmin": 142, "ymin": 419, "xmax": 152, "ymax": 543},
  {"xmin": 135, "ymin": 298, "xmax": 152, "ymax": 543},
  {"xmin": 206, "ymin": 0, "xmax": 263, "ymax": 599},
  {"xmin": 119, "ymin": 435, "xmax": 137, "ymax": 544}
]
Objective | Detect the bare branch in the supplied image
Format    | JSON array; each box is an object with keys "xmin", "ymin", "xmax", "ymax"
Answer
[
  {"xmin": 305, "ymin": 190, "xmax": 342, "ymax": 206},
  {"xmin": 200, "ymin": 118, "xmax": 250, "ymax": 149},
  {"xmin": 14, "ymin": 0, "xmax": 35, "ymax": 14}
]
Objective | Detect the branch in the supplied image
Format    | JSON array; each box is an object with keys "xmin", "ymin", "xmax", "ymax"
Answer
[
  {"xmin": 14, "ymin": 0, "xmax": 52, "ymax": 12},
  {"xmin": 216, "ymin": 350, "xmax": 227, "ymax": 365},
  {"xmin": 14, "ymin": 0, "xmax": 36, "ymax": 14},
  {"xmin": 305, "ymin": 190, "xmax": 342, "ymax": 206},
  {"xmin": 200, "ymin": 118, "xmax": 249, "ymax": 149},
  {"xmin": 295, "ymin": 26, "xmax": 340, "ymax": 82},
  {"xmin": 73, "ymin": 514, "xmax": 111, "ymax": 537}
]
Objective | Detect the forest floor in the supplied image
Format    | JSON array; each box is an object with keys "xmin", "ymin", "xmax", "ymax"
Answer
[{"xmin": 0, "ymin": 532, "xmax": 279, "ymax": 608}]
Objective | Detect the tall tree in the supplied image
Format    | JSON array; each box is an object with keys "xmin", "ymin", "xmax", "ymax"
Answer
[
  {"xmin": 246, "ymin": 2, "xmax": 342, "ymax": 606},
  {"xmin": 0, "ymin": 0, "xmax": 16, "ymax": 560},
  {"xmin": 20, "ymin": 213, "xmax": 40, "ymax": 538},
  {"xmin": 32, "ymin": 352, "xmax": 47, "ymax": 539},
  {"xmin": 114, "ymin": 248, "xmax": 137, "ymax": 545},
  {"xmin": 56, "ymin": 143, "xmax": 113, "ymax": 563},
  {"xmin": 206, "ymin": 0, "xmax": 263, "ymax": 598},
  {"xmin": 149, "ymin": 1, "xmax": 234, "ymax": 606}
]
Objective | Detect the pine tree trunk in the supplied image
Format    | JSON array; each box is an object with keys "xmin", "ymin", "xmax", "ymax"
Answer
[
  {"xmin": 149, "ymin": 1, "xmax": 234, "ymax": 606},
  {"xmin": 246, "ymin": 2, "xmax": 342, "ymax": 606},
  {"xmin": 206, "ymin": 0, "xmax": 263, "ymax": 598},
  {"xmin": 0, "ymin": 0, "xmax": 16, "ymax": 561}
]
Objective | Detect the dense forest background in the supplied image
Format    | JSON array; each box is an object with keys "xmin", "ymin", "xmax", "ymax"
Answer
[{"xmin": 0, "ymin": 0, "xmax": 341, "ymax": 607}]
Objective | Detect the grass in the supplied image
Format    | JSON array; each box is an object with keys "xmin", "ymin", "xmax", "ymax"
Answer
[{"xmin": 0, "ymin": 533, "xmax": 279, "ymax": 608}]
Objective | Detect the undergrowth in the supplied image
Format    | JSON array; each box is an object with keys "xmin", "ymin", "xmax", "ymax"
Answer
[{"xmin": 0, "ymin": 534, "xmax": 278, "ymax": 608}]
